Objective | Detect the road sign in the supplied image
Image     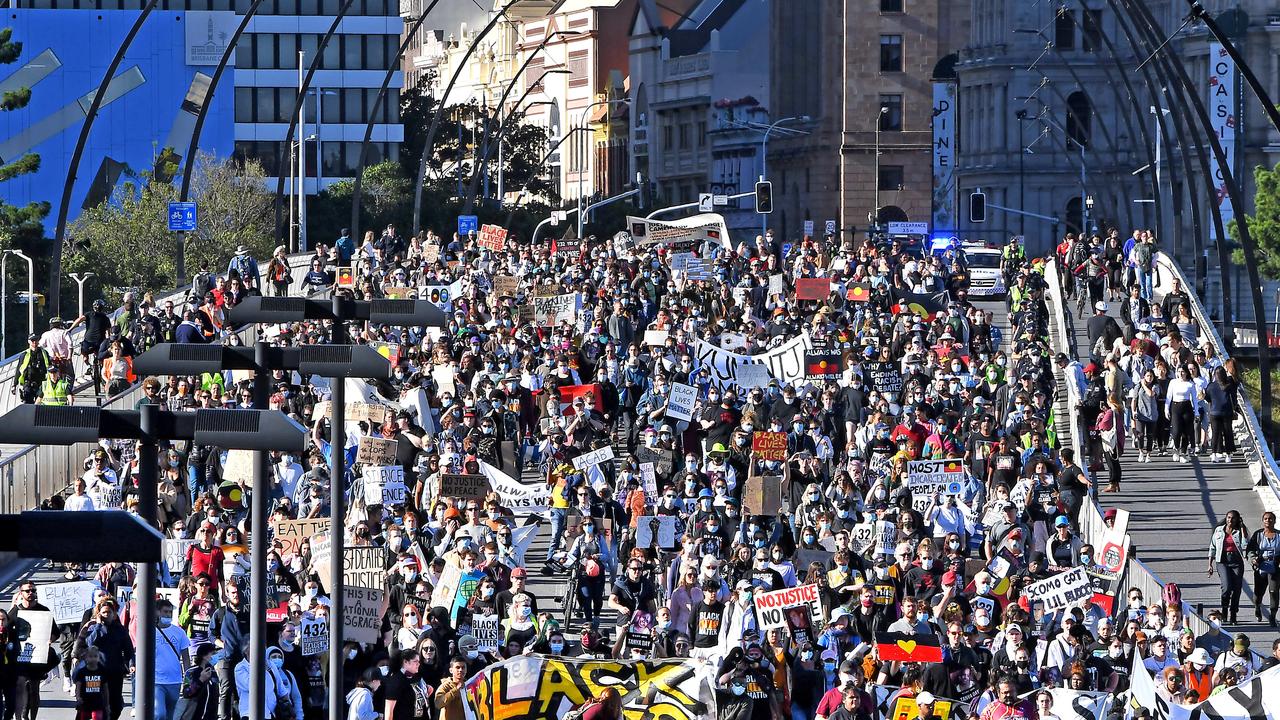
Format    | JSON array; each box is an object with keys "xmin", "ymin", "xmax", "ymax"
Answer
[
  {"xmin": 803, "ymin": 220, "xmax": 815, "ymax": 236},
  {"xmin": 713, "ymin": 194, "xmax": 729, "ymax": 206},
  {"xmin": 458, "ymin": 215, "xmax": 479, "ymax": 237},
  {"xmin": 698, "ymin": 193, "xmax": 714, "ymax": 212},
  {"xmin": 167, "ymin": 202, "xmax": 197, "ymax": 232},
  {"xmin": 549, "ymin": 213, "xmax": 559, "ymax": 226},
  {"xmin": 887, "ymin": 221, "xmax": 929, "ymax": 235},
  {"xmin": 825, "ymin": 220, "xmax": 837, "ymax": 235}
]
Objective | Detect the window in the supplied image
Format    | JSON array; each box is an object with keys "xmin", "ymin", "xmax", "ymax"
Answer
[
  {"xmin": 696, "ymin": 120, "xmax": 707, "ymax": 147},
  {"xmin": 321, "ymin": 89, "xmax": 341, "ymax": 123},
  {"xmin": 235, "ymin": 87, "xmax": 254, "ymax": 123},
  {"xmin": 879, "ymin": 94, "xmax": 903, "ymax": 131},
  {"xmin": 879, "ymin": 35, "xmax": 903, "ymax": 72},
  {"xmin": 568, "ymin": 50, "xmax": 588, "ymax": 87},
  {"xmin": 255, "ymin": 88, "xmax": 278, "ymax": 124},
  {"xmin": 1066, "ymin": 91, "xmax": 1092, "ymax": 148},
  {"xmin": 1055, "ymin": 8, "xmax": 1075, "ymax": 50},
  {"xmin": 1082, "ymin": 8, "xmax": 1102, "ymax": 52},
  {"xmin": 878, "ymin": 165, "xmax": 904, "ymax": 191},
  {"xmin": 278, "ymin": 34, "xmax": 297, "ymax": 68},
  {"xmin": 678, "ymin": 122, "xmax": 691, "ymax": 150},
  {"xmin": 880, "ymin": 0, "xmax": 902, "ymax": 11},
  {"xmin": 662, "ymin": 123, "xmax": 674, "ymax": 151}
]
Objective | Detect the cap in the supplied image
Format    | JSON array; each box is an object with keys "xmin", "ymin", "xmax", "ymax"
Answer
[
  {"xmin": 457, "ymin": 634, "xmax": 479, "ymax": 652},
  {"xmin": 1186, "ymin": 648, "xmax": 1212, "ymax": 666},
  {"xmin": 942, "ymin": 570, "xmax": 957, "ymax": 587},
  {"xmin": 698, "ymin": 488, "xmax": 714, "ymax": 499},
  {"xmin": 1234, "ymin": 632, "xmax": 1251, "ymax": 646},
  {"xmin": 1054, "ymin": 516, "xmax": 1070, "ymax": 527},
  {"xmin": 1095, "ymin": 301, "xmax": 1108, "ymax": 312},
  {"xmin": 1083, "ymin": 362, "xmax": 1099, "ymax": 374},
  {"xmin": 26, "ymin": 333, "xmax": 37, "ymax": 341},
  {"xmin": 735, "ymin": 579, "xmax": 753, "ymax": 592},
  {"xmin": 1002, "ymin": 502, "xmax": 1016, "ymax": 511},
  {"xmin": 444, "ymin": 507, "xmax": 463, "ymax": 521},
  {"xmin": 510, "ymin": 567, "xmax": 527, "ymax": 579},
  {"xmin": 1054, "ymin": 352, "xmax": 1069, "ymax": 364},
  {"xmin": 917, "ymin": 693, "xmax": 936, "ymax": 706}
]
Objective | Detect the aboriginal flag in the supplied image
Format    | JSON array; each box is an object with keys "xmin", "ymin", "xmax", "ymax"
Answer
[
  {"xmin": 875, "ymin": 632, "xmax": 944, "ymax": 663},
  {"xmin": 805, "ymin": 351, "xmax": 843, "ymax": 379},
  {"xmin": 891, "ymin": 291, "xmax": 947, "ymax": 321},
  {"xmin": 336, "ymin": 266, "xmax": 356, "ymax": 288},
  {"xmin": 942, "ymin": 459, "xmax": 964, "ymax": 474},
  {"xmin": 846, "ymin": 282, "xmax": 872, "ymax": 303}
]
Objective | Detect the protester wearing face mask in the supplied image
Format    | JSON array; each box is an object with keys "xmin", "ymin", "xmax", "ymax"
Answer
[{"xmin": 235, "ymin": 645, "xmax": 302, "ymax": 720}]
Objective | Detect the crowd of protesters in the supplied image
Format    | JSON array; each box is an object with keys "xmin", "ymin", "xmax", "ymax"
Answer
[{"xmin": 0, "ymin": 220, "xmax": 1273, "ymax": 720}]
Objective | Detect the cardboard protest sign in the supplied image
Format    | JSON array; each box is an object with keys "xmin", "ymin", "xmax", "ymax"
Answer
[
  {"xmin": 754, "ymin": 584, "xmax": 823, "ymax": 631},
  {"xmin": 643, "ymin": 329, "xmax": 669, "ymax": 347},
  {"xmin": 40, "ymin": 581, "xmax": 98, "ymax": 626},
  {"xmin": 1026, "ymin": 567, "xmax": 1092, "ymax": 612},
  {"xmin": 300, "ymin": 615, "xmax": 328, "ymax": 655},
  {"xmin": 634, "ymin": 515, "xmax": 679, "ymax": 549},
  {"xmin": 473, "ymin": 613, "xmax": 501, "ymax": 653},
  {"xmin": 572, "ymin": 446, "xmax": 615, "ymax": 471},
  {"xmin": 14, "ymin": 610, "xmax": 54, "ymax": 664},
  {"xmin": 344, "ymin": 547, "xmax": 385, "ymax": 591},
  {"xmin": 751, "ymin": 432, "xmax": 788, "ymax": 461},
  {"xmin": 795, "ymin": 277, "xmax": 831, "ymax": 301},
  {"xmin": 343, "ymin": 587, "xmax": 384, "ymax": 645},
  {"xmin": 439, "ymin": 473, "xmax": 491, "ymax": 500},
  {"xmin": 346, "ymin": 402, "xmax": 389, "ymax": 424},
  {"xmin": 221, "ymin": 450, "xmax": 254, "ymax": 484},
  {"xmin": 905, "ymin": 459, "xmax": 965, "ymax": 512},
  {"xmin": 532, "ymin": 293, "xmax": 578, "ymax": 326},
  {"xmin": 423, "ymin": 244, "xmax": 441, "ymax": 264},
  {"xmin": 768, "ymin": 273, "xmax": 785, "ymax": 298},
  {"xmin": 666, "ymin": 382, "xmax": 698, "ymax": 421},
  {"xmin": 164, "ymin": 539, "xmax": 196, "ymax": 575},
  {"xmin": 634, "ymin": 447, "xmax": 675, "ymax": 478},
  {"xmin": 362, "ymin": 465, "xmax": 407, "ymax": 506},
  {"xmin": 555, "ymin": 237, "xmax": 581, "ymax": 261},
  {"xmin": 356, "ymin": 437, "xmax": 397, "ymax": 466},
  {"xmin": 493, "ymin": 275, "xmax": 518, "ymax": 298},
  {"xmin": 744, "ymin": 474, "xmax": 783, "ymax": 515},
  {"xmin": 382, "ymin": 286, "xmax": 413, "ymax": 299},
  {"xmin": 478, "ymin": 224, "xmax": 507, "ymax": 252},
  {"xmin": 272, "ymin": 518, "xmax": 330, "ymax": 557}
]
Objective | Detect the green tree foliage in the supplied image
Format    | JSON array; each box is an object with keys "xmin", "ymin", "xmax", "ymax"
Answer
[
  {"xmin": 66, "ymin": 153, "xmax": 274, "ymax": 302},
  {"xmin": 1229, "ymin": 163, "xmax": 1280, "ymax": 280},
  {"xmin": 309, "ymin": 160, "xmax": 414, "ymax": 239},
  {"xmin": 0, "ymin": 27, "xmax": 49, "ymax": 248}
]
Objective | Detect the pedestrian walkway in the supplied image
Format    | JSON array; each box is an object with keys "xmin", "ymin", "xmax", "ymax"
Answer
[{"xmin": 1047, "ymin": 280, "xmax": 1275, "ymax": 640}]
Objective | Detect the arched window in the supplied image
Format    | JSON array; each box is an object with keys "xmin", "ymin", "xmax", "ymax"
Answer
[
  {"xmin": 1065, "ymin": 196, "xmax": 1084, "ymax": 236},
  {"xmin": 877, "ymin": 205, "xmax": 909, "ymax": 223},
  {"xmin": 1066, "ymin": 91, "xmax": 1092, "ymax": 149}
]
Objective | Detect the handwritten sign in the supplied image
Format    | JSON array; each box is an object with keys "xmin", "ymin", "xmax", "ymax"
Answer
[
  {"xmin": 344, "ymin": 547, "xmax": 385, "ymax": 591},
  {"xmin": 344, "ymin": 587, "xmax": 384, "ymax": 645},
  {"xmin": 643, "ymin": 329, "xmax": 669, "ymax": 347},
  {"xmin": 164, "ymin": 539, "xmax": 196, "ymax": 576},
  {"xmin": 439, "ymin": 473, "xmax": 491, "ymax": 500},
  {"xmin": 272, "ymin": 518, "xmax": 330, "ymax": 557},
  {"xmin": 751, "ymin": 432, "xmax": 787, "ymax": 461},
  {"xmin": 1026, "ymin": 567, "xmax": 1093, "ymax": 612},
  {"xmin": 666, "ymin": 382, "xmax": 698, "ymax": 422},
  {"xmin": 222, "ymin": 450, "xmax": 254, "ymax": 485},
  {"xmin": 423, "ymin": 244, "xmax": 441, "ymax": 264},
  {"xmin": 744, "ymin": 474, "xmax": 783, "ymax": 515},
  {"xmin": 905, "ymin": 458, "xmax": 965, "ymax": 512},
  {"xmin": 346, "ymin": 402, "xmax": 389, "ymax": 424},
  {"xmin": 493, "ymin": 275, "xmax": 518, "ymax": 297},
  {"xmin": 478, "ymin": 224, "xmax": 507, "ymax": 252},
  {"xmin": 362, "ymin": 465, "xmax": 407, "ymax": 506},
  {"xmin": 572, "ymin": 446, "xmax": 616, "ymax": 471},
  {"xmin": 40, "ymin": 582, "xmax": 98, "ymax": 626},
  {"xmin": 356, "ymin": 437, "xmax": 397, "ymax": 466},
  {"xmin": 532, "ymin": 293, "xmax": 578, "ymax": 326},
  {"xmin": 755, "ymin": 583, "xmax": 823, "ymax": 631}
]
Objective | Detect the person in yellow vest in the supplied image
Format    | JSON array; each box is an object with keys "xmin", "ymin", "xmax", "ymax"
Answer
[{"xmin": 39, "ymin": 364, "xmax": 73, "ymax": 405}]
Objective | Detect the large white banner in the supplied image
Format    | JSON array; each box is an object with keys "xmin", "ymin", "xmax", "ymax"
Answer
[
  {"xmin": 693, "ymin": 333, "xmax": 813, "ymax": 389},
  {"xmin": 479, "ymin": 461, "xmax": 549, "ymax": 514},
  {"xmin": 1047, "ymin": 689, "xmax": 1113, "ymax": 720},
  {"xmin": 1208, "ymin": 42, "xmax": 1237, "ymax": 241},
  {"xmin": 932, "ymin": 81, "xmax": 958, "ymax": 234}
]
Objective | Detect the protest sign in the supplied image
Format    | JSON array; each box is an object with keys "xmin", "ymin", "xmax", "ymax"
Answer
[
  {"xmin": 451, "ymin": 570, "xmax": 484, "ymax": 622},
  {"xmin": 795, "ymin": 277, "xmax": 831, "ymax": 301},
  {"xmin": 14, "ymin": 610, "xmax": 53, "ymax": 664},
  {"xmin": 743, "ymin": 474, "xmax": 783, "ymax": 515},
  {"xmin": 356, "ymin": 437, "xmax": 397, "ymax": 466},
  {"xmin": 346, "ymin": 402, "xmax": 389, "ymax": 424},
  {"xmin": 666, "ymin": 383, "xmax": 698, "ymax": 421},
  {"xmin": 735, "ymin": 363, "xmax": 771, "ymax": 388},
  {"xmin": 222, "ymin": 450, "xmax": 254, "ymax": 484},
  {"xmin": 343, "ymin": 587, "xmax": 384, "ymax": 645},
  {"xmin": 439, "ymin": 473, "xmax": 491, "ymax": 500},
  {"xmin": 905, "ymin": 459, "xmax": 965, "ymax": 512},
  {"xmin": 643, "ymin": 329, "xmax": 669, "ymax": 347},
  {"xmin": 480, "ymin": 462, "xmax": 549, "ymax": 513},
  {"xmin": 362, "ymin": 465, "xmax": 407, "ymax": 506},
  {"xmin": 754, "ymin": 584, "xmax": 823, "ymax": 631},
  {"xmin": 423, "ymin": 244, "xmax": 441, "ymax": 263},
  {"xmin": 40, "ymin": 581, "xmax": 98, "ymax": 626},
  {"xmin": 492, "ymin": 275, "xmax": 518, "ymax": 297},
  {"xmin": 1047, "ymin": 689, "xmax": 1113, "ymax": 720},
  {"xmin": 692, "ymin": 333, "xmax": 812, "ymax": 389},
  {"xmin": 768, "ymin": 273, "xmax": 785, "ymax": 298},
  {"xmin": 1026, "ymin": 567, "xmax": 1093, "ymax": 612},
  {"xmin": 478, "ymin": 224, "xmax": 507, "ymax": 252},
  {"xmin": 634, "ymin": 516, "xmax": 678, "ymax": 549},
  {"xmin": 300, "ymin": 615, "xmax": 328, "ymax": 655},
  {"xmin": 1088, "ymin": 508, "xmax": 1130, "ymax": 614},
  {"xmin": 849, "ymin": 523, "xmax": 878, "ymax": 555},
  {"xmin": 557, "ymin": 384, "xmax": 603, "ymax": 415},
  {"xmin": 804, "ymin": 351, "xmax": 843, "ymax": 380},
  {"xmin": 573, "ymin": 446, "xmax": 615, "ymax": 471},
  {"xmin": 864, "ymin": 361, "xmax": 904, "ymax": 396},
  {"xmin": 164, "ymin": 539, "xmax": 196, "ymax": 575},
  {"xmin": 344, "ymin": 547, "xmax": 385, "ymax": 591},
  {"xmin": 272, "ymin": 518, "xmax": 330, "ymax": 557},
  {"xmin": 887, "ymin": 695, "xmax": 959, "ymax": 720},
  {"xmin": 473, "ymin": 613, "xmax": 501, "ymax": 653},
  {"xmin": 371, "ymin": 342, "xmax": 401, "ymax": 367},
  {"xmin": 639, "ymin": 462, "xmax": 657, "ymax": 498},
  {"xmin": 421, "ymin": 285, "xmax": 454, "ymax": 311},
  {"xmin": 751, "ymin": 432, "xmax": 787, "ymax": 461},
  {"xmin": 532, "ymin": 293, "xmax": 578, "ymax": 326},
  {"xmin": 311, "ymin": 531, "xmax": 333, "ymax": 590},
  {"xmin": 555, "ymin": 237, "xmax": 581, "ymax": 261}
]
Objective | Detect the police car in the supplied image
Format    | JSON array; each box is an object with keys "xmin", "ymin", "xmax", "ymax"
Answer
[{"xmin": 963, "ymin": 244, "xmax": 1006, "ymax": 298}]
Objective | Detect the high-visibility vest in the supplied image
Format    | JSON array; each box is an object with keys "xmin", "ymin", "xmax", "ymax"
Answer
[{"xmin": 40, "ymin": 378, "xmax": 70, "ymax": 405}]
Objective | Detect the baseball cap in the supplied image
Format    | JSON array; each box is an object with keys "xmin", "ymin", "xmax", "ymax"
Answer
[
  {"xmin": 510, "ymin": 567, "xmax": 527, "ymax": 579},
  {"xmin": 1054, "ymin": 352, "xmax": 1069, "ymax": 364},
  {"xmin": 917, "ymin": 693, "xmax": 936, "ymax": 706},
  {"xmin": 1054, "ymin": 516, "xmax": 1070, "ymax": 528}
]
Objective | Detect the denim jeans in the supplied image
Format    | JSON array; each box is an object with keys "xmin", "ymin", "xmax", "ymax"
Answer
[
  {"xmin": 548, "ymin": 508, "xmax": 568, "ymax": 559},
  {"xmin": 155, "ymin": 683, "xmax": 181, "ymax": 720},
  {"xmin": 1138, "ymin": 268, "xmax": 1154, "ymax": 301}
]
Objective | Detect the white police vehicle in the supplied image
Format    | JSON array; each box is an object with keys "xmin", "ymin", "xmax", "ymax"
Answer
[{"xmin": 963, "ymin": 244, "xmax": 1006, "ymax": 298}]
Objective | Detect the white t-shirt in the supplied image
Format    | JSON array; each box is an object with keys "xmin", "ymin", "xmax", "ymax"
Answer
[{"xmin": 155, "ymin": 624, "xmax": 192, "ymax": 685}]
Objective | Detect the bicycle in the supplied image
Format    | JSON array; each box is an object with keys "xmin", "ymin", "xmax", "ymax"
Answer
[{"xmin": 544, "ymin": 552, "xmax": 579, "ymax": 630}]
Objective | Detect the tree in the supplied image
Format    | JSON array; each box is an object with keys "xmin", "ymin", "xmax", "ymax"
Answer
[
  {"xmin": 66, "ymin": 152, "xmax": 274, "ymax": 302},
  {"xmin": 1229, "ymin": 163, "xmax": 1280, "ymax": 281},
  {"xmin": 308, "ymin": 160, "xmax": 414, "ymax": 239},
  {"xmin": 0, "ymin": 27, "xmax": 48, "ymax": 248}
]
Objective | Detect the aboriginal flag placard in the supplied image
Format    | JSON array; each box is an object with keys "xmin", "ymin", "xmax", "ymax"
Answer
[
  {"xmin": 875, "ymin": 632, "xmax": 943, "ymax": 663},
  {"xmin": 846, "ymin": 282, "xmax": 872, "ymax": 303},
  {"xmin": 891, "ymin": 291, "xmax": 947, "ymax": 321},
  {"xmin": 805, "ymin": 351, "xmax": 843, "ymax": 380},
  {"xmin": 795, "ymin": 277, "xmax": 831, "ymax": 301}
]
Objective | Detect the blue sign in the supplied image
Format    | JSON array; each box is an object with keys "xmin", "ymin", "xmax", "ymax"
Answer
[
  {"xmin": 458, "ymin": 215, "xmax": 478, "ymax": 237},
  {"xmin": 167, "ymin": 202, "xmax": 197, "ymax": 232}
]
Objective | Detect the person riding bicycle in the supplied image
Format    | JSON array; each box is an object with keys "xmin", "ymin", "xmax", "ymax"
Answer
[
  {"xmin": 70, "ymin": 299, "xmax": 111, "ymax": 384},
  {"xmin": 14, "ymin": 333, "xmax": 51, "ymax": 404}
]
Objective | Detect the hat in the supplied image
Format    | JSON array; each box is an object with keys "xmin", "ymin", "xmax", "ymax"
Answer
[
  {"xmin": 1054, "ymin": 352, "xmax": 1069, "ymax": 365},
  {"xmin": 26, "ymin": 333, "xmax": 37, "ymax": 342},
  {"xmin": 735, "ymin": 579, "xmax": 753, "ymax": 592},
  {"xmin": 1001, "ymin": 502, "xmax": 1016, "ymax": 511},
  {"xmin": 1005, "ymin": 624, "xmax": 1023, "ymax": 635},
  {"xmin": 510, "ymin": 567, "xmax": 527, "ymax": 579},
  {"xmin": 443, "ymin": 507, "xmax": 463, "ymax": 521},
  {"xmin": 1186, "ymin": 648, "xmax": 1212, "ymax": 666},
  {"xmin": 1082, "ymin": 362, "xmax": 1099, "ymax": 374},
  {"xmin": 235, "ymin": 245, "xmax": 250, "ymax": 255},
  {"xmin": 1233, "ymin": 632, "xmax": 1251, "ymax": 647},
  {"xmin": 942, "ymin": 570, "xmax": 957, "ymax": 587},
  {"xmin": 1095, "ymin": 301, "xmax": 1108, "ymax": 312},
  {"xmin": 1054, "ymin": 516, "xmax": 1070, "ymax": 528},
  {"xmin": 698, "ymin": 488, "xmax": 714, "ymax": 499},
  {"xmin": 457, "ymin": 635, "xmax": 479, "ymax": 652},
  {"xmin": 917, "ymin": 693, "xmax": 936, "ymax": 706}
]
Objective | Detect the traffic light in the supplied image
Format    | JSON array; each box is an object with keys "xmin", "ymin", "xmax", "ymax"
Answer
[
  {"xmin": 969, "ymin": 190, "xmax": 986, "ymax": 223},
  {"xmin": 755, "ymin": 180, "xmax": 773, "ymax": 214}
]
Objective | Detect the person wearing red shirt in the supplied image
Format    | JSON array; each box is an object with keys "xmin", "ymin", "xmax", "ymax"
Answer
[
  {"xmin": 185, "ymin": 523, "xmax": 226, "ymax": 598},
  {"xmin": 979, "ymin": 676, "xmax": 1038, "ymax": 720}
]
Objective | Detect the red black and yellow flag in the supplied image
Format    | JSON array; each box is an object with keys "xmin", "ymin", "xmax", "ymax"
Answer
[
  {"xmin": 805, "ymin": 351, "xmax": 843, "ymax": 380},
  {"xmin": 942, "ymin": 459, "xmax": 964, "ymax": 474},
  {"xmin": 891, "ymin": 291, "xmax": 947, "ymax": 321},
  {"xmin": 875, "ymin": 632, "xmax": 943, "ymax": 663},
  {"xmin": 336, "ymin": 266, "xmax": 356, "ymax": 288},
  {"xmin": 846, "ymin": 282, "xmax": 872, "ymax": 303}
]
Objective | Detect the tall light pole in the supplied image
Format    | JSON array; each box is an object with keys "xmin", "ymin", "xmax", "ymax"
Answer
[
  {"xmin": 874, "ymin": 106, "xmax": 888, "ymax": 231},
  {"xmin": 576, "ymin": 97, "xmax": 629, "ymax": 241},
  {"xmin": 1016, "ymin": 109, "xmax": 1028, "ymax": 235},
  {"xmin": 68, "ymin": 272, "xmax": 94, "ymax": 319},
  {"xmin": 759, "ymin": 115, "xmax": 807, "ymax": 237},
  {"xmin": 1, "ymin": 250, "xmax": 33, "ymax": 360},
  {"xmin": 1151, "ymin": 105, "xmax": 1171, "ymax": 229}
]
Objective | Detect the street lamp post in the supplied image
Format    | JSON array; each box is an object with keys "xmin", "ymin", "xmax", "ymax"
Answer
[
  {"xmin": 68, "ymin": 272, "xmax": 94, "ymax": 320},
  {"xmin": 1085, "ymin": 194, "xmax": 1095, "ymax": 234},
  {"xmin": 1, "ymin": 250, "xmax": 34, "ymax": 360},
  {"xmin": 1016, "ymin": 109, "xmax": 1028, "ymax": 235},
  {"xmin": 874, "ymin": 106, "xmax": 888, "ymax": 231},
  {"xmin": 576, "ymin": 98, "xmax": 630, "ymax": 241},
  {"xmin": 759, "ymin": 115, "xmax": 808, "ymax": 237}
]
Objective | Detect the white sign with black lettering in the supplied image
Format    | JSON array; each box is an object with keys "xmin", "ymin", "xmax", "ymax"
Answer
[
  {"xmin": 666, "ymin": 383, "xmax": 698, "ymax": 422},
  {"xmin": 301, "ymin": 615, "xmax": 328, "ymax": 656},
  {"xmin": 573, "ymin": 446, "xmax": 616, "ymax": 471},
  {"xmin": 1026, "ymin": 567, "xmax": 1093, "ymax": 612},
  {"xmin": 362, "ymin": 465, "xmax": 407, "ymax": 506},
  {"xmin": 473, "ymin": 613, "xmax": 501, "ymax": 653},
  {"xmin": 905, "ymin": 458, "xmax": 964, "ymax": 512}
]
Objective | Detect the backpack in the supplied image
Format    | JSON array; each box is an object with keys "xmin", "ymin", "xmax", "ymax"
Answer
[
  {"xmin": 1162, "ymin": 582, "xmax": 1182, "ymax": 609},
  {"xmin": 1135, "ymin": 242, "xmax": 1153, "ymax": 270}
]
